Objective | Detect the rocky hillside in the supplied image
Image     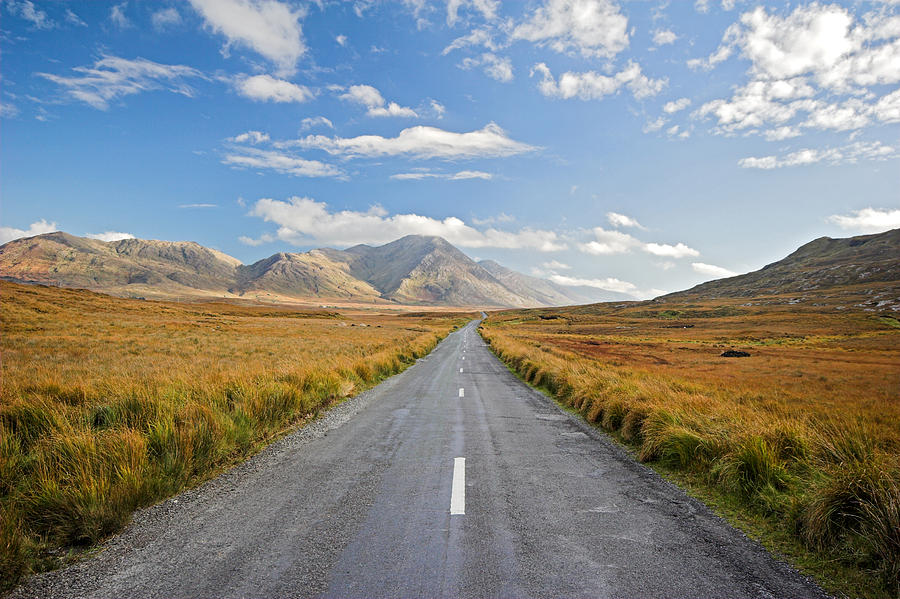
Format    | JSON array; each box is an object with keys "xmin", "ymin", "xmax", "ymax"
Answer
[
  {"xmin": 662, "ymin": 228, "xmax": 900, "ymax": 300},
  {"xmin": 0, "ymin": 232, "xmax": 595, "ymax": 308}
]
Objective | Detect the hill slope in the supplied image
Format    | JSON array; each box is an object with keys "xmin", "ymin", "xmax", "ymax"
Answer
[{"xmin": 662, "ymin": 228, "xmax": 900, "ymax": 301}]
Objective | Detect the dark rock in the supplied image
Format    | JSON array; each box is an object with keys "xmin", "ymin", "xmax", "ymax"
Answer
[{"xmin": 721, "ymin": 350, "xmax": 751, "ymax": 357}]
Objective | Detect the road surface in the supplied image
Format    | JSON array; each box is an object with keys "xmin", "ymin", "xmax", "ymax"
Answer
[{"xmin": 11, "ymin": 319, "xmax": 828, "ymax": 598}]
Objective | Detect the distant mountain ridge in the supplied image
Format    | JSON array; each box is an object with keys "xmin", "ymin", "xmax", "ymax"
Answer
[
  {"xmin": 662, "ymin": 228, "xmax": 900, "ymax": 300},
  {"xmin": 0, "ymin": 232, "xmax": 601, "ymax": 308}
]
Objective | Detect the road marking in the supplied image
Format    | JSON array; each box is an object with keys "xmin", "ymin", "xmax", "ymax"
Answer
[
  {"xmin": 460, "ymin": 368, "xmax": 463, "ymax": 373},
  {"xmin": 450, "ymin": 457, "xmax": 465, "ymax": 515},
  {"xmin": 462, "ymin": 356, "xmax": 465, "ymax": 360},
  {"xmin": 458, "ymin": 388, "xmax": 464, "ymax": 397}
]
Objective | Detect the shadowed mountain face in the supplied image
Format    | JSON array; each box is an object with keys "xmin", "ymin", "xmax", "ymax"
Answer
[
  {"xmin": 0, "ymin": 233, "xmax": 593, "ymax": 308},
  {"xmin": 662, "ymin": 228, "xmax": 900, "ymax": 300}
]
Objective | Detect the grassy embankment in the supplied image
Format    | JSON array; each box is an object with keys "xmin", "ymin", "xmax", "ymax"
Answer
[
  {"xmin": 481, "ymin": 295, "xmax": 899, "ymax": 598},
  {"xmin": 0, "ymin": 281, "xmax": 469, "ymax": 590}
]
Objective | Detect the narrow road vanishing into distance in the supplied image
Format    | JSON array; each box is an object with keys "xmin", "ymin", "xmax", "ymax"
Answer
[{"xmin": 12, "ymin": 319, "xmax": 828, "ymax": 599}]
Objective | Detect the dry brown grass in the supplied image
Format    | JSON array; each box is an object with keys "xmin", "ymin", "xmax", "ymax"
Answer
[
  {"xmin": 481, "ymin": 292, "xmax": 900, "ymax": 597},
  {"xmin": 0, "ymin": 281, "xmax": 469, "ymax": 589}
]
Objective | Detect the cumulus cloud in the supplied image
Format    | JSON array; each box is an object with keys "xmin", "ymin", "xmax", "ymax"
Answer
[
  {"xmin": 531, "ymin": 61, "xmax": 666, "ymax": 100},
  {"xmin": 189, "ymin": 0, "xmax": 306, "ymax": 76},
  {"xmin": 390, "ymin": 169, "xmax": 493, "ymax": 180},
  {"xmin": 0, "ymin": 219, "xmax": 58, "ymax": 244},
  {"xmin": 663, "ymin": 97, "xmax": 691, "ymax": 113},
  {"xmin": 339, "ymin": 84, "xmax": 418, "ymax": 117},
  {"xmin": 579, "ymin": 227, "xmax": 640, "ymax": 255},
  {"xmin": 222, "ymin": 147, "xmax": 343, "ymax": 178},
  {"xmin": 512, "ymin": 0, "xmax": 629, "ymax": 59},
  {"xmin": 827, "ymin": 207, "xmax": 900, "ymax": 233},
  {"xmin": 37, "ymin": 55, "xmax": 203, "ymax": 110},
  {"xmin": 228, "ymin": 130, "xmax": 270, "ymax": 144},
  {"xmin": 692, "ymin": 4, "xmax": 900, "ymax": 143},
  {"xmin": 152, "ymin": 8, "xmax": 182, "ymax": 30},
  {"xmin": 244, "ymin": 196, "xmax": 567, "ymax": 251},
  {"xmin": 288, "ymin": 122, "xmax": 536, "ymax": 159},
  {"xmin": 644, "ymin": 242, "xmax": 700, "ymax": 258},
  {"xmin": 692, "ymin": 262, "xmax": 737, "ymax": 278},
  {"xmin": 652, "ymin": 29, "xmax": 677, "ymax": 46},
  {"xmin": 460, "ymin": 53, "xmax": 514, "ymax": 82},
  {"xmin": 607, "ymin": 211, "xmax": 645, "ymax": 229},
  {"xmin": 739, "ymin": 141, "xmax": 896, "ymax": 169},
  {"xmin": 542, "ymin": 260, "xmax": 571, "ymax": 270},
  {"xmin": 548, "ymin": 274, "xmax": 638, "ymax": 295},
  {"xmin": 236, "ymin": 74, "xmax": 313, "ymax": 103},
  {"xmin": 87, "ymin": 231, "xmax": 135, "ymax": 242},
  {"xmin": 579, "ymin": 226, "xmax": 699, "ymax": 258}
]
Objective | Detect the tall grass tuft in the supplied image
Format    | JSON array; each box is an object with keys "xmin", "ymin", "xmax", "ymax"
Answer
[{"xmin": 0, "ymin": 281, "xmax": 467, "ymax": 590}]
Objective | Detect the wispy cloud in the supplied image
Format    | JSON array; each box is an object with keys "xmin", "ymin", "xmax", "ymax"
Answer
[
  {"xmin": 390, "ymin": 169, "xmax": 492, "ymax": 181},
  {"xmin": 222, "ymin": 147, "xmax": 343, "ymax": 178},
  {"xmin": 739, "ymin": 141, "xmax": 896, "ymax": 169},
  {"xmin": 531, "ymin": 61, "xmax": 666, "ymax": 100},
  {"xmin": 38, "ymin": 55, "xmax": 203, "ymax": 110},
  {"xmin": 87, "ymin": 231, "xmax": 135, "ymax": 241},
  {"xmin": 692, "ymin": 262, "xmax": 737, "ymax": 278},
  {"xmin": 178, "ymin": 203, "xmax": 218, "ymax": 209}
]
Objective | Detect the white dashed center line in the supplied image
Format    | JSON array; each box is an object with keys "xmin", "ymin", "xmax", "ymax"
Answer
[
  {"xmin": 458, "ymin": 387, "xmax": 465, "ymax": 397},
  {"xmin": 460, "ymin": 368, "xmax": 463, "ymax": 373},
  {"xmin": 450, "ymin": 457, "xmax": 465, "ymax": 515}
]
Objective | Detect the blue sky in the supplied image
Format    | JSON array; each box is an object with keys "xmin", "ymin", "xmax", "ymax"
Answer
[{"xmin": 2, "ymin": 0, "xmax": 899, "ymax": 298}]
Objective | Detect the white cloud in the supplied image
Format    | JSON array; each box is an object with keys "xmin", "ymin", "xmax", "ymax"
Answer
[
  {"xmin": 644, "ymin": 242, "xmax": 699, "ymax": 258},
  {"xmin": 246, "ymin": 196, "xmax": 567, "ymax": 251},
  {"xmin": 86, "ymin": 231, "xmax": 135, "ymax": 242},
  {"xmin": 110, "ymin": 3, "xmax": 131, "ymax": 29},
  {"xmin": 0, "ymin": 219, "xmax": 58, "ymax": 244},
  {"xmin": 643, "ymin": 116, "xmax": 666, "ymax": 132},
  {"xmin": 442, "ymin": 28, "xmax": 499, "ymax": 55},
  {"xmin": 460, "ymin": 53, "xmax": 514, "ymax": 82},
  {"xmin": 652, "ymin": 28, "xmax": 677, "ymax": 46},
  {"xmin": 289, "ymin": 122, "xmax": 536, "ymax": 159},
  {"xmin": 0, "ymin": 102, "xmax": 19, "ymax": 118},
  {"xmin": 335, "ymin": 34, "xmax": 348, "ymax": 46},
  {"xmin": 447, "ymin": 0, "xmax": 499, "ymax": 26},
  {"xmin": 663, "ymin": 97, "xmax": 691, "ymax": 113},
  {"xmin": 579, "ymin": 227, "xmax": 641, "ymax": 254},
  {"xmin": 188, "ymin": 0, "xmax": 306, "ymax": 76},
  {"xmin": 692, "ymin": 4, "xmax": 900, "ymax": 140},
  {"xmin": 532, "ymin": 61, "xmax": 666, "ymax": 100},
  {"xmin": 339, "ymin": 84, "xmax": 417, "ymax": 117},
  {"xmin": 236, "ymin": 74, "xmax": 313, "ymax": 103},
  {"xmin": 471, "ymin": 212, "xmax": 515, "ymax": 225},
  {"xmin": 607, "ymin": 211, "xmax": 645, "ymax": 229},
  {"xmin": 65, "ymin": 8, "xmax": 87, "ymax": 27},
  {"xmin": 38, "ymin": 55, "xmax": 203, "ymax": 110},
  {"xmin": 692, "ymin": 262, "xmax": 737, "ymax": 278},
  {"xmin": 300, "ymin": 116, "xmax": 334, "ymax": 130},
  {"xmin": 548, "ymin": 274, "xmax": 638, "ymax": 295},
  {"xmin": 7, "ymin": 0, "xmax": 55, "ymax": 29},
  {"xmin": 390, "ymin": 169, "xmax": 493, "ymax": 180},
  {"xmin": 222, "ymin": 147, "xmax": 343, "ymax": 178},
  {"xmin": 542, "ymin": 260, "xmax": 571, "ymax": 270},
  {"xmin": 739, "ymin": 141, "xmax": 897, "ymax": 169},
  {"xmin": 152, "ymin": 8, "xmax": 182, "ymax": 30},
  {"xmin": 827, "ymin": 207, "xmax": 900, "ymax": 233},
  {"xmin": 228, "ymin": 130, "xmax": 270, "ymax": 144},
  {"xmin": 512, "ymin": 0, "xmax": 630, "ymax": 59},
  {"xmin": 430, "ymin": 100, "xmax": 446, "ymax": 118}
]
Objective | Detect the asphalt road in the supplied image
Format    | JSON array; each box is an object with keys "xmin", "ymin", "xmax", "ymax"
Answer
[{"xmin": 11, "ymin": 319, "xmax": 829, "ymax": 599}]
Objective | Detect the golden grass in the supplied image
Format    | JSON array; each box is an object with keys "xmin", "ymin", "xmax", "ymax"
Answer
[
  {"xmin": 481, "ymin": 293, "xmax": 900, "ymax": 597},
  {"xmin": 0, "ymin": 281, "xmax": 469, "ymax": 589}
]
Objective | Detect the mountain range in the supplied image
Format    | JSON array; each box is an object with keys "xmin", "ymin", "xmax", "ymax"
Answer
[
  {"xmin": 0, "ymin": 232, "xmax": 603, "ymax": 308},
  {"xmin": 2, "ymin": 229, "xmax": 897, "ymax": 309}
]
